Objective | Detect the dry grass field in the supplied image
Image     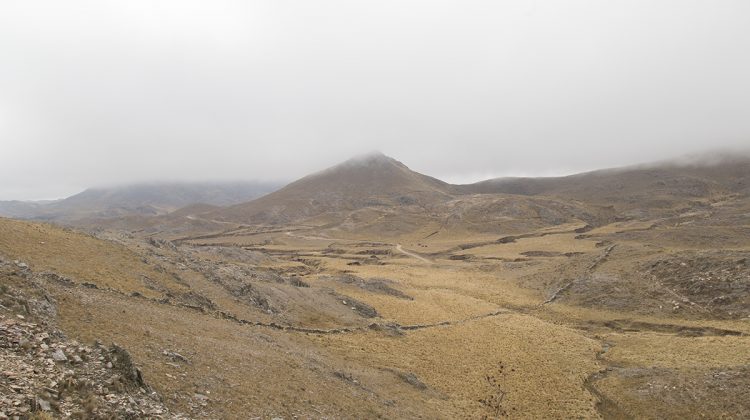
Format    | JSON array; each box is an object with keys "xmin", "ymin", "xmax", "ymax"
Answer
[{"xmin": 3, "ymin": 204, "xmax": 748, "ymax": 418}]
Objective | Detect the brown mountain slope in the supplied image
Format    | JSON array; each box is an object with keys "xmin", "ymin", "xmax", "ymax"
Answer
[
  {"xmin": 205, "ymin": 153, "xmax": 749, "ymax": 231},
  {"xmin": 188, "ymin": 153, "xmax": 750, "ymax": 236},
  {"xmin": 0, "ymin": 181, "xmax": 280, "ymax": 222},
  {"xmin": 458, "ymin": 155, "xmax": 750, "ymax": 217},
  {"xmin": 211, "ymin": 152, "xmax": 453, "ymax": 224}
]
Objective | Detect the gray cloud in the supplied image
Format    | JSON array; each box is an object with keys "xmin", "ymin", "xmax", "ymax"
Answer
[{"xmin": 1, "ymin": 0, "xmax": 749, "ymax": 199}]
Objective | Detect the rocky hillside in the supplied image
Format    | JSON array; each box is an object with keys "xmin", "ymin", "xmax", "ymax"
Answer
[{"xmin": 0, "ymin": 258, "xmax": 185, "ymax": 419}]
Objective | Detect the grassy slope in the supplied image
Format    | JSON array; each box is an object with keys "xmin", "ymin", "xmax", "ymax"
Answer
[{"xmin": 0, "ymin": 217, "xmax": 186, "ymax": 298}]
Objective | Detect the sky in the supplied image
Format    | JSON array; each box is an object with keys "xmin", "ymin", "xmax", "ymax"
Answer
[{"xmin": 1, "ymin": 1, "xmax": 749, "ymax": 200}]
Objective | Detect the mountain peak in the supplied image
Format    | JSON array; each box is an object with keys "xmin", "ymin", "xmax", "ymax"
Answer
[
  {"xmin": 340, "ymin": 151, "xmax": 400, "ymax": 167},
  {"xmin": 213, "ymin": 153, "xmax": 451, "ymax": 223}
]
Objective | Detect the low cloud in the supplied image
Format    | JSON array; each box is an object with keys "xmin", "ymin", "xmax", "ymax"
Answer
[{"xmin": 1, "ymin": 1, "xmax": 749, "ymax": 199}]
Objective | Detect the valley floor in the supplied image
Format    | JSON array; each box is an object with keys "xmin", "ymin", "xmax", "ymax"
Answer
[{"xmin": 1, "ymin": 215, "xmax": 749, "ymax": 418}]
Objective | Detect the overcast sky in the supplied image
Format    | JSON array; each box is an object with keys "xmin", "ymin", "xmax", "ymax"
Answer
[{"xmin": 1, "ymin": 1, "xmax": 749, "ymax": 199}]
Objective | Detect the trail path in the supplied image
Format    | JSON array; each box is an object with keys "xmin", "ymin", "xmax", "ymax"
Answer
[
  {"xmin": 285, "ymin": 230, "xmax": 432, "ymax": 265},
  {"xmin": 395, "ymin": 244, "xmax": 432, "ymax": 264},
  {"xmin": 284, "ymin": 231, "xmax": 336, "ymax": 241},
  {"xmin": 185, "ymin": 215, "xmax": 238, "ymax": 226}
]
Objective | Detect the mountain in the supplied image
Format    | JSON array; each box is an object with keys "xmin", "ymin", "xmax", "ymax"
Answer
[
  {"xmin": 458, "ymin": 154, "xmax": 750, "ymax": 217},
  {"xmin": 0, "ymin": 181, "xmax": 280, "ymax": 222},
  {"xmin": 211, "ymin": 152, "xmax": 453, "ymax": 224},
  {"xmin": 4, "ymin": 152, "xmax": 747, "ymax": 230},
  {"xmin": 198, "ymin": 151, "xmax": 750, "ymax": 232},
  {"xmin": 0, "ymin": 200, "xmax": 57, "ymax": 219}
]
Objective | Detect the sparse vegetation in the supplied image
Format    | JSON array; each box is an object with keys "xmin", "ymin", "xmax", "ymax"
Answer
[
  {"xmin": 2, "ymin": 154, "xmax": 750, "ymax": 418},
  {"xmin": 479, "ymin": 363, "xmax": 511, "ymax": 419}
]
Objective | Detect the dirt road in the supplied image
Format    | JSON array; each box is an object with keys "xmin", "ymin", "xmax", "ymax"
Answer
[{"xmin": 395, "ymin": 244, "xmax": 432, "ymax": 263}]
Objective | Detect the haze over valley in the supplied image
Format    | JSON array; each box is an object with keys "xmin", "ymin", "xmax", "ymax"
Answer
[{"xmin": 2, "ymin": 1, "xmax": 750, "ymax": 419}]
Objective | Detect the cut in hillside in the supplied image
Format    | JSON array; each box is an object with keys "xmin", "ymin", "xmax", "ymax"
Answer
[{"xmin": 212, "ymin": 152, "xmax": 454, "ymax": 224}]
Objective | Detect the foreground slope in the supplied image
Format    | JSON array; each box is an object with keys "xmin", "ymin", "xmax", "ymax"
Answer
[{"xmin": 0, "ymin": 216, "xmax": 614, "ymax": 418}]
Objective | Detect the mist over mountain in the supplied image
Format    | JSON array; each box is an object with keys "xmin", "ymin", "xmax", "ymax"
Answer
[
  {"xmin": 2, "ymin": 1, "xmax": 750, "ymax": 418},
  {"xmin": 4, "ymin": 151, "xmax": 748, "ymax": 228},
  {"xmin": 461, "ymin": 154, "xmax": 750, "ymax": 200},
  {"xmin": 195, "ymin": 151, "xmax": 749, "ymax": 226},
  {"xmin": 0, "ymin": 181, "xmax": 280, "ymax": 221},
  {"xmin": 211, "ymin": 152, "xmax": 452, "ymax": 224}
]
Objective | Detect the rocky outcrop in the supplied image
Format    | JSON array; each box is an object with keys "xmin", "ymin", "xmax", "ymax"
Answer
[{"xmin": 0, "ymin": 257, "xmax": 186, "ymax": 419}]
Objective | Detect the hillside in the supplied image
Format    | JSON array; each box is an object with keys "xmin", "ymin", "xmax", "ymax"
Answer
[
  {"xmin": 0, "ymin": 200, "xmax": 55, "ymax": 219},
  {"xmin": 460, "ymin": 155, "xmax": 750, "ymax": 217},
  {"xmin": 0, "ymin": 181, "xmax": 280, "ymax": 222},
  {"xmin": 4, "ymin": 153, "xmax": 746, "ymax": 231},
  {"xmin": 199, "ymin": 152, "xmax": 749, "ymax": 234},
  {"xmin": 211, "ymin": 152, "xmax": 453, "ymax": 224}
]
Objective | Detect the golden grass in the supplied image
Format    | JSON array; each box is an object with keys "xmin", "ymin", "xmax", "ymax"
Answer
[
  {"xmin": 53, "ymin": 285, "xmax": 432, "ymax": 418},
  {"xmin": 5, "ymin": 215, "xmax": 750, "ymax": 418},
  {"xmin": 457, "ymin": 233, "xmax": 599, "ymax": 259},
  {"xmin": 314, "ymin": 314, "xmax": 602, "ymax": 418},
  {"xmin": 604, "ymin": 333, "xmax": 750, "ymax": 369},
  {"xmin": 0, "ymin": 218, "xmax": 185, "ymax": 297}
]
